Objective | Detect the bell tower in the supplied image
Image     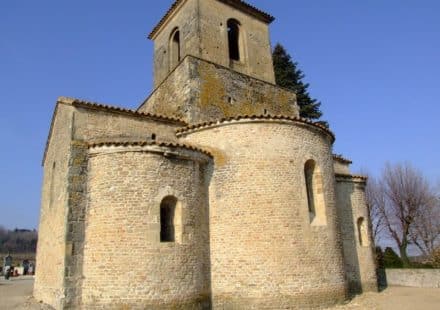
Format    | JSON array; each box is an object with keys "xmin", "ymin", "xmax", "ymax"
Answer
[
  {"xmin": 149, "ymin": 0, "xmax": 276, "ymax": 87},
  {"xmin": 140, "ymin": 0, "xmax": 298, "ymax": 124}
]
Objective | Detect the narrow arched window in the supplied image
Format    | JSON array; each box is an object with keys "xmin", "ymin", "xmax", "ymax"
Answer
[
  {"xmin": 227, "ymin": 19, "xmax": 241, "ymax": 61},
  {"xmin": 304, "ymin": 159, "xmax": 327, "ymax": 226},
  {"xmin": 357, "ymin": 217, "xmax": 368, "ymax": 246},
  {"xmin": 304, "ymin": 160, "xmax": 316, "ymax": 221},
  {"xmin": 169, "ymin": 28, "xmax": 181, "ymax": 70},
  {"xmin": 160, "ymin": 196, "xmax": 177, "ymax": 242}
]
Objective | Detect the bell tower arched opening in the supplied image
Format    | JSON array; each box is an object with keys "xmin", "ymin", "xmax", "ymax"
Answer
[
  {"xmin": 149, "ymin": 0, "xmax": 276, "ymax": 86},
  {"xmin": 227, "ymin": 19, "xmax": 241, "ymax": 61},
  {"xmin": 169, "ymin": 28, "xmax": 181, "ymax": 71}
]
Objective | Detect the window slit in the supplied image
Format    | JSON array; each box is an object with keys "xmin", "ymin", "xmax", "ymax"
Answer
[{"xmin": 227, "ymin": 19, "xmax": 241, "ymax": 61}]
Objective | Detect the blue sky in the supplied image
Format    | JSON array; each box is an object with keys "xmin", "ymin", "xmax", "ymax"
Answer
[{"xmin": 0, "ymin": 0, "xmax": 439, "ymax": 230}]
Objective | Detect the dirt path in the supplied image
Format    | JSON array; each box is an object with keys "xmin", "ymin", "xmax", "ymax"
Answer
[
  {"xmin": 1, "ymin": 277, "xmax": 439, "ymax": 309},
  {"xmin": 0, "ymin": 276, "xmax": 50, "ymax": 310},
  {"xmin": 327, "ymin": 286, "xmax": 440, "ymax": 310}
]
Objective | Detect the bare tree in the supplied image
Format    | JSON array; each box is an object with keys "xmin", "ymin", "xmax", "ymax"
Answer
[
  {"xmin": 409, "ymin": 199, "xmax": 440, "ymax": 258},
  {"xmin": 365, "ymin": 175, "xmax": 386, "ymax": 244},
  {"xmin": 375, "ymin": 163, "xmax": 436, "ymax": 266}
]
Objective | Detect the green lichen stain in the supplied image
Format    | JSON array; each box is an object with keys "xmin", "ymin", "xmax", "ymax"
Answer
[
  {"xmin": 145, "ymin": 57, "xmax": 298, "ymax": 124},
  {"xmin": 198, "ymin": 60, "xmax": 297, "ymax": 121},
  {"xmin": 199, "ymin": 63, "xmax": 257, "ymax": 118}
]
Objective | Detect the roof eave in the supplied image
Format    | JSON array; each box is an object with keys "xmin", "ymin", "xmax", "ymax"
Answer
[{"xmin": 148, "ymin": 0, "xmax": 275, "ymax": 40}]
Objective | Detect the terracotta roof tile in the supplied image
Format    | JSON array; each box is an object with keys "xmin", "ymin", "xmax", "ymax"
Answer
[
  {"xmin": 175, "ymin": 114, "xmax": 335, "ymax": 142},
  {"xmin": 88, "ymin": 140, "xmax": 213, "ymax": 157},
  {"xmin": 335, "ymin": 173, "xmax": 368, "ymax": 182},
  {"xmin": 148, "ymin": 0, "xmax": 275, "ymax": 39},
  {"xmin": 71, "ymin": 99, "xmax": 187, "ymax": 125},
  {"xmin": 333, "ymin": 154, "xmax": 353, "ymax": 164},
  {"xmin": 42, "ymin": 98, "xmax": 188, "ymax": 166}
]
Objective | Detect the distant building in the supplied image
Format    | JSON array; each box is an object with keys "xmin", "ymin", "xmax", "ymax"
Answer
[{"xmin": 34, "ymin": 0, "xmax": 377, "ymax": 309}]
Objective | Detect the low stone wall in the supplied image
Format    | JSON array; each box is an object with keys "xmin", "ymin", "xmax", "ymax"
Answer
[{"xmin": 386, "ymin": 269, "xmax": 440, "ymax": 288}]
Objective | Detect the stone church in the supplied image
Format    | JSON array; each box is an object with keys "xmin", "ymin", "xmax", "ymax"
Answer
[{"xmin": 35, "ymin": 0, "xmax": 377, "ymax": 309}]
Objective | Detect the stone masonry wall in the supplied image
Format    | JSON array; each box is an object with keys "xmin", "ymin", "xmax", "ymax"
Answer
[
  {"xmin": 139, "ymin": 56, "xmax": 298, "ymax": 124},
  {"xmin": 36, "ymin": 99, "xmax": 185, "ymax": 309},
  {"xmin": 63, "ymin": 141, "xmax": 89, "ymax": 308},
  {"xmin": 152, "ymin": 0, "xmax": 200, "ymax": 87},
  {"xmin": 140, "ymin": 58, "xmax": 196, "ymax": 123},
  {"xmin": 335, "ymin": 176, "xmax": 378, "ymax": 295},
  {"xmin": 71, "ymin": 102, "xmax": 181, "ymax": 144},
  {"xmin": 333, "ymin": 160, "xmax": 351, "ymax": 175},
  {"xmin": 385, "ymin": 269, "xmax": 440, "ymax": 288},
  {"xmin": 80, "ymin": 145, "xmax": 212, "ymax": 309},
  {"xmin": 349, "ymin": 180, "xmax": 378, "ymax": 293},
  {"xmin": 198, "ymin": 0, "xmax": 275, "ymax": 83},
  {"xmin": 34, "ymin": 105, "xmax": 74, "ymax": 309},
  {"xmin": 180, "ymin": 119, "xmax": 347, "ymax": 309}
]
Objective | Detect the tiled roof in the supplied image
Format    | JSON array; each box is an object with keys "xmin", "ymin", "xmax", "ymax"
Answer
[
  {"xmin": 148, "ymin": 0, "xmax": 275, "ymax": 39},
  {"xmin": 176, "ymin": 114, "xmax": 335, "ymax": 142},
  {"xmin": 42, "ymin": 97, "xmax": 188, "ymax": 166},
  {"xmin": 88, "ymin": 140, "xmax": 213, "ymax": 157},
  {"xmin": 333, "ymin": 154, "xmax": 353, "ymax": 164},
  {"xmin": 335, "ymin": 173, "xmax": 368, "ymax": 182},
  {"xmin": 71, "ymin": 99, "xmax": 187, "ymax": 125}
]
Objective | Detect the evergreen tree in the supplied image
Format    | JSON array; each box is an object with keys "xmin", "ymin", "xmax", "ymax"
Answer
[
  {"xmin": 272, "ymin": 43, "xmax": 327, "ymax": 125},
  {"xmin": 383, "ymin": 247, "xmax": 404, "ymax": 268}
]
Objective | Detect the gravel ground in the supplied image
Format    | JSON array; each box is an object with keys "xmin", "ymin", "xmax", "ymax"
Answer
[
  {"xmin": 326, "ymin": 286, "xmax": 440, "ymax": 310},
  {"xmin": 0, "ymin": 276, "xmax": 51, "ymax": 310},
  {"xmin": 1, "ymin": 277, "xmax": 439, "ymax": 309}
]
